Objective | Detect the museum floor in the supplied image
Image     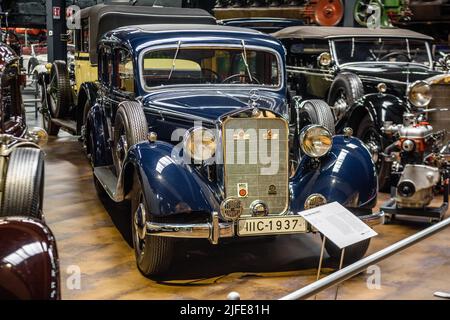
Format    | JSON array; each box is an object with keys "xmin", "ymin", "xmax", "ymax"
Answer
[{"xmin": 27, "ymin": 108, "xmax": 450, "ymax": 300}]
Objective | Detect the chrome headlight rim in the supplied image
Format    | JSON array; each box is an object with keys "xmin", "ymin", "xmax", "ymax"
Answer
[
  {"xmin": 407, "ymin": 80, "xmax": 432, "ymax": 108},
  {"xmin": 183, "ymin": 127, "xmax": 217, "ymax": 162},
  {"xmin": 299, "ymin": 124, "xmax": 333, "ymax": 158}
]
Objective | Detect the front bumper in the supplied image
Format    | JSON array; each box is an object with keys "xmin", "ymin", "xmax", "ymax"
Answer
[{"xmin": 146, "ymin": 210, "xmax": 385, "ymax": 245}]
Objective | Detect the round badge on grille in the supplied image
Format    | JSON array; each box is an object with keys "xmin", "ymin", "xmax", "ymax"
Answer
[
  {"xmin": 304, "ymin": 194, "xmax": 327, "ymax": 210},
  {"xmin": 220, "ymin": 198, "xmax": 244, "ymax": 221},
  {"xmin": 250, "ymin": 200, "xmax": 269, "ymax": 217}
]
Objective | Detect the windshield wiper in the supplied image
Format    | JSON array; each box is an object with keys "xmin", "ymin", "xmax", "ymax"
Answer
[
  {"xmin": 241, "ymin": 40, "xmax": 253, "ymax": 83},
  {"xmin": 168, "ymin": 40, "xmax": 182, "ymax": 80}
]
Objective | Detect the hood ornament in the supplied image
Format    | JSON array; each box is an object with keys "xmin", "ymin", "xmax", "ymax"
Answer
[{"xmin": 249, "ymin": 89, "xmax": 260, "ymax": 108}]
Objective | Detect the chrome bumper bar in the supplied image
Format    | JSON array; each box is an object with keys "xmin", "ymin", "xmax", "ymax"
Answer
[
  {"xmin": 146, "ymin": 212, "xmax": 234, "ymax": 245},
  {"xmin": 146, "ymin": 210, "xmax": 385, "ymax": 245}
]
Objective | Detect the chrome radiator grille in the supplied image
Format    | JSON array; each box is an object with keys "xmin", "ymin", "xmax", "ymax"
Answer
[
  {"xmin": 223, "ymin": 117, "xmax": 289, "ymax": 216},
  {"xmin": 429, "ymin": 83, "xmax": 450, "ymax": 143}
]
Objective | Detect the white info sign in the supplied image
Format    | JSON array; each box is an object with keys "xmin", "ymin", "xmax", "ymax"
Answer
[{"xmin": 299, "ymin": 202, "xmax": 378, "ymax": 249}]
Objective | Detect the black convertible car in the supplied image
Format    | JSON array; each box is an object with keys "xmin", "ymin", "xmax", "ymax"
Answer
[{"xmin": 273, "ymin": 26, "xmax": 450, "ymax": 189}]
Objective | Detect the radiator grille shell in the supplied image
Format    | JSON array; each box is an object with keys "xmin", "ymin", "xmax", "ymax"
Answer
[{"xmin": 222, "ymin": 115, "xmax": 289, "ymax": 216}]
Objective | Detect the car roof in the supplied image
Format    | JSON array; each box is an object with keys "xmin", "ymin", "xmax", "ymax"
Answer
[
  {"xmin": 80, "ymin": 3, "xmax": 214, "ymax": 21},
  {"xmin": 115, "ymin": 23, "xmax": 263, "ymax": 34},
  {"xmin": 272, "ymin": 26, "xmax": 433, "ymax": 41}
]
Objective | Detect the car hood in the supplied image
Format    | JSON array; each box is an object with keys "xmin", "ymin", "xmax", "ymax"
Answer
[
  {"xmin": 142, "ymin": 88, "xmax": 287, "ymax": 122},
  {"xmin": 341, "ymin": 63, "xmax": 442, "ymax": 84}
]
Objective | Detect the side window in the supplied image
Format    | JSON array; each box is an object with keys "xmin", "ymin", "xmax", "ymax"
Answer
[
  {"xmin": 81, "ymin": 19, "xmax": 89, "ymax": 52},
  {"xmin": 287, "ymin": 40, "xmax": 330, "ymax": 68},
  {"xmin": 98, "ymin": 46, "xmax": 113, "ymax": 86},
  {"xmin": 116, "ymin": 49, "xmax": 134, "ymax": 93}
]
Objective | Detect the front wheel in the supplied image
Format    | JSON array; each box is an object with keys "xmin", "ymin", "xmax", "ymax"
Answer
[
  {"xmin": 130, "ymin": 172, "xmax": 174, "ymax": 277},
  {"xmin": 357, "ymin": 114, "xmax": 390, "ymax": 191}
]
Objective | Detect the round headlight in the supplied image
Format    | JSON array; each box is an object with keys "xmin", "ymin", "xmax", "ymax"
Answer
[
  {"xmin": 183, "ymin": 127, "xmax": 217, "ymax": 162},
  {"xmin": 300, "ymin": 125, "xmax": 333, "ymax": 158},
  {"xmin": 408, "ymin": 81, "xmax": 432, "ymax": 108},
  {"xmin": 317, "ymin": 52, "xmax": 332, "ymax": 68}
]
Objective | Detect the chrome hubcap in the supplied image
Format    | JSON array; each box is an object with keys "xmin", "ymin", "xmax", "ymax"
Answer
[
  {"xmin": 115, "ymin": 134, "xmax": 128, "ymax": 167},
  {"xmin": 332, "ymin": 92, "xmax": 348, "ymax": 120},
  {"xmin": 134, "ymin": 202, "xmax": 147, "ymax": 241}
]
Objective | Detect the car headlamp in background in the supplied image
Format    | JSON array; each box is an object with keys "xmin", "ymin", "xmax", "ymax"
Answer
[
  {"xmin": 300, "ymin": 125, "xmax": 333, "ymax": 158},
  {"xmin": 183, "ymin": 127, "xmax": 217, "ymax": 162},
  {"xmin": 407, "ymin": 81, "xmax": 432, "ymax": 108}
]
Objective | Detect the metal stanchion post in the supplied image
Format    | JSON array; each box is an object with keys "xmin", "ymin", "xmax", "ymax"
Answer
[
  {"xmin": 314, "ymin": 236, "xmax": 327, "ymax": 300},
  {"xmin": 34, "ymin": 82, "xmax": 38, "ymax": 119},
  {"xmin": 334, "ymin": 247, "xmax": 346, "ymax": 300}
]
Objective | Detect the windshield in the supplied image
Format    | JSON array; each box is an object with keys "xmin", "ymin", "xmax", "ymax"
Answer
[
  {"xmin": 141, "ymin": 46, "xmax": 280, "ymax": 90},
  {"xmin": 333, "ymin": 38, "xmax": 431, "ymax": 67}
]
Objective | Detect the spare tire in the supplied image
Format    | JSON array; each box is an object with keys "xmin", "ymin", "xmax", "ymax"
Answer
[
  {"xmin": 328, "ymin": 73, "xmax": 364, "ymax": 121},
  {"xmin": 297, "ymin": 99, "xmax": 335, "ymax": 135},
  {"xmin": 48, "ymin": 61, "xmax": 71, "ymax": 118},
  {"xmin": 112, "ymin": 101, "xmax": 148, "ymax": 175},
  {"xmin": 1, "ymin": 148, "xmax": 45, "ymax": 219}
]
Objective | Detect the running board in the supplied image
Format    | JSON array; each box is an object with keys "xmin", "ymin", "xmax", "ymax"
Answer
[
  {"xmin": 52, "ymin": 118, "xmax": 78, "ymax": 135},
  {"xmin": 94, "ymin": 166, "xmax": 125, "ymax": 202}
]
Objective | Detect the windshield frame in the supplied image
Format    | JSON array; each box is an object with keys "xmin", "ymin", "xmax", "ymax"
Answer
[
  {"xmin": 330, "ymin": 37, "xmax": 434, "ymax": 70},
  {"xmin": 138, "ymin": 43, "xmax": 284, "ymax": 92}
]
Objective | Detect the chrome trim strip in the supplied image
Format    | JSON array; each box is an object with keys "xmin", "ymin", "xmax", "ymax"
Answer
[
  {"xmin": 143, "ymin": 104, "xmax": 215, "ymax": 125},
  {"xmin": 286, "ymin": 66, "xmax": 334, "ymax": 80}
]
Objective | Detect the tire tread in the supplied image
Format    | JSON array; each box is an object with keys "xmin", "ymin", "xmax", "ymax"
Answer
[{"xmin": 1, "ymin": 148, "xmax": 44, "ymax": 219}]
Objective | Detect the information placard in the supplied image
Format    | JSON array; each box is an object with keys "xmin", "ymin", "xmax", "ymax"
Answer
[{"xmin": 299, "ymin": 202, "xmax": 378, "ymax": 249}]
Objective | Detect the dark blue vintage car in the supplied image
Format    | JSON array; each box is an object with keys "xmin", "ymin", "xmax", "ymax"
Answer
[{"xmin": 85, "ymin": 24, "xmax": 383, "ymax": 276}]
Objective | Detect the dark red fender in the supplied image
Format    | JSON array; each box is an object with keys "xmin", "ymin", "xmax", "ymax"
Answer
[{"xmin": 0, "ymin": 217, "xmax": 60, "ymax": 300}]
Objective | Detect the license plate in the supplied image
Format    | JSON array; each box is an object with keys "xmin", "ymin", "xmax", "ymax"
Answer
[{"xmin": 237, "ymin": 216, "xmax": 308, "ymax": 236}]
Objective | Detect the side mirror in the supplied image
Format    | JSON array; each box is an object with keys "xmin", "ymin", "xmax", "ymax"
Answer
[
  {"xmin": 28, "ymin": 127, "xmax": 48, "ymax": 147},
  {"xmin": 317, "ymin": 52, "xmax": 333, "ymax": 68}
]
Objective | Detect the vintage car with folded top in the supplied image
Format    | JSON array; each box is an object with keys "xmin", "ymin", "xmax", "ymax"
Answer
[
  {"xmin": 85, "ymin": 24, "xmax": 383, "ymax": 276},
  {"xmin": 273, "ymin": 26, "xmax": 450, "ymax": 190},
  {"xmin": 0, "ymin": 41, "xmax": 60, "ymax": 299}
]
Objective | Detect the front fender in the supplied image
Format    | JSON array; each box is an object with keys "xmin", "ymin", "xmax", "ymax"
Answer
[
  {"xmin": 339, "ymin": 93, "xmax": 408, "ymax": 134},
  {"xmin": 76, "ymin": 82, "xmax": 98, "ymax": 131},
  {"xmin": 86, "ymin": 103, "xmax": 112, "ymax": 167},
  {"xmin": 290, "ymin": 135, "xmax": 378, "ymax": 213},
  {"xmin": 0, "ymin": 217, "xmax": 60, "ymax": 300},
  {"xmin": 124, "ymin": 141, "xmax": 221, "ymax": 217}
]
